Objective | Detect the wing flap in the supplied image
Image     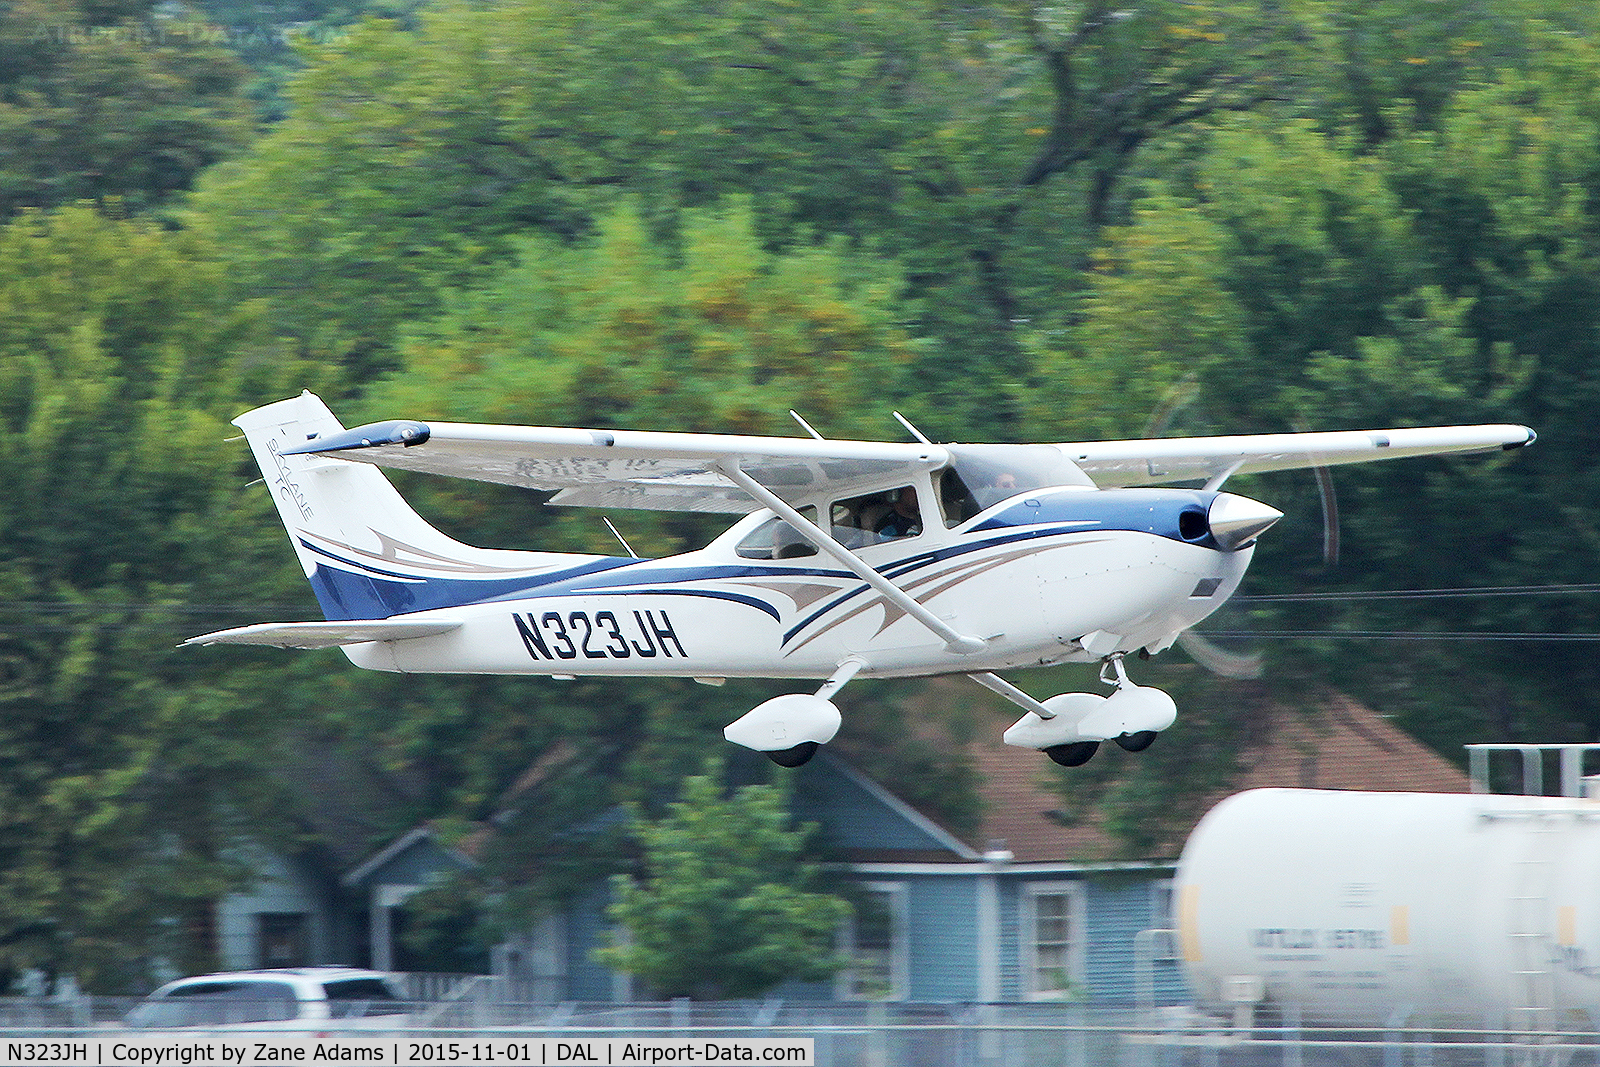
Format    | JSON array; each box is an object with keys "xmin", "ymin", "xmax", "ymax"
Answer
[
  {"xmin": 1063, "ymin": 425, "xmax": 1535, "ymax": 487},
  {"xmin": 184, "ymin": 618, "xmax": 464, "ymax": 649}
]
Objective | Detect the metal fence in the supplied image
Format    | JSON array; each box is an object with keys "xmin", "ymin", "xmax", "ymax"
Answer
[{"xmin": 2, "ymin": 994, "xmax": 1597, "ymax": 1066}]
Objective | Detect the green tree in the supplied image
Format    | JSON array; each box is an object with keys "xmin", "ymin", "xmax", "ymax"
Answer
[
  {"xmin": 597, "ymin": 769, "xmax": 850, "ymax": 1000},
  {"xmin": 0, "ymin": 205, "xmax": 305, "ymax": 989},
  {"xmin": 189, "ymin": 0, "xmax": 1324, "ymax": 433},
  {"xmin": 1020, "ymin": 31, "xmax": 1600, "ymax": 847},
  {"xmin": 361, "ymin": 199, "xmax": 919, "ymax": 556},
  {"xmin": 0, "ymin": 0, "xmax": 252, "ymax": 216}
]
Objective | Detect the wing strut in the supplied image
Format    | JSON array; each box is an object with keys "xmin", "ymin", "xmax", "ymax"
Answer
[
  {"xmin": 711, "ymin": 461, "xmax": 988, "ymax": 655},
  {"xmin": 969, "ymin": 671, "xmax": 1056, "ymax": 719}
]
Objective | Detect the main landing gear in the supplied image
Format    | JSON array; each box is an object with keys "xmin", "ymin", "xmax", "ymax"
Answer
[
  {"xmin": 722, "ymin": 653, "xmax": 1174, "ymax": 770},
  {"xmin": 983, "ymin": 654, "xmax": 1177, "ymax": 767},
  {"xmin": 722, "ymin": 659, "xmax": 864, "ymax": 767}
]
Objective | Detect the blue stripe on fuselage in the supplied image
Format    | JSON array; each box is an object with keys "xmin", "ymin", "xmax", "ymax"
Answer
[
  {"xmin": 779, "ymin": 525, "xmax": 1086, "ymax": 645},
  {"xmin": 308, "ymin": 552, "xmax": 641, "ymax": 620}
]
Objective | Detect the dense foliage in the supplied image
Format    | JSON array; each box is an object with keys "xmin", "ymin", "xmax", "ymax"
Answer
[
  {"xmin": 596, "ymin": 770, "xmax": 850, "ymax": 1000},
  {"xmin": 5, "ymin": 0, "xmax": 1600, "ymax": 992}
]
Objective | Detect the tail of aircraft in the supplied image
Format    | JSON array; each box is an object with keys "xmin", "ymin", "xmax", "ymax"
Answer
[{"xmin": 234, "ymin": 392, "xmax": 600, "ymax": 621}]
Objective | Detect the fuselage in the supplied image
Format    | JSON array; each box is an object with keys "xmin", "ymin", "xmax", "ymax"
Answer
[{"xmin": 328, "ymin": 484, "xmax": 1257, "ymax": 680}]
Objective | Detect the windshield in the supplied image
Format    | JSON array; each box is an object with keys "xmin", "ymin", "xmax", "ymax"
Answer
[{"xmin": 939, "ymin": 444, "xmax": 1092, "ymax": 524}]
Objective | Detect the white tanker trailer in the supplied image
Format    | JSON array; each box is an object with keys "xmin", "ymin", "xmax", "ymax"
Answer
[{"xmin": 1173, "ymin": 787, "xmax": 1600, "ymax": 1029}]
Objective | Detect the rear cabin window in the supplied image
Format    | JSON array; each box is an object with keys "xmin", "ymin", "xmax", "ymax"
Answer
[{"xmin": 735, "ymin": 507, "xmax": 819, "ymax": 559}]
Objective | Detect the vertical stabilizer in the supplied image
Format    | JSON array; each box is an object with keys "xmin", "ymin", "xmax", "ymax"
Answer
[{"xmin": 234, "ymin": 391, "xmax": 605, "ymax": 620}]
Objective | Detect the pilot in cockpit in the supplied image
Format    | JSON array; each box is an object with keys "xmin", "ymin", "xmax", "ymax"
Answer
[{"xmin": 874, "ymin": 486, "xmax": 923, "ymax": 540}]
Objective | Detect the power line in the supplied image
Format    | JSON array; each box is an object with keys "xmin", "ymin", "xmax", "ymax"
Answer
[
  {"xmin": 1235, "ymin": 583, "xmax": 1600, "ymax": 604},
  {"xmin": 0, "ymin": 602, "xmax": 306, "ymax": 614},
  {"xmin": 1201, "ymin": 630, "xmax": 1600, "ymax": 642}
]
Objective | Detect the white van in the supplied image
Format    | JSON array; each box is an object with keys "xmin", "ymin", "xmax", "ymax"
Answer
[{"xmin": 124, "ymin": 967, "xmax": 411, "ymax": 1031}]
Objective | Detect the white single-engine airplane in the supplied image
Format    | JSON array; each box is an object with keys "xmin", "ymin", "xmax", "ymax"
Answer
[{"xmin": 189, "ymin": 392, "xmax": 1534, "ymax": 767}]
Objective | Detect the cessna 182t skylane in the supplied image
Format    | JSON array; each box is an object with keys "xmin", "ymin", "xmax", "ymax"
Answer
[{"xmin": 188, "ymin": 391, "xmax": 1535, "ymax": 768}]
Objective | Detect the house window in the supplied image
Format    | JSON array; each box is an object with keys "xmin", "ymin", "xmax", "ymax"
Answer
[
  {"xmin": 1150, "ymin": 879, "xmax": 1176, "ymax": 930},
  {"xmin": 1023, "ymin": 882, "xmax": 1085, "ymax": 1001},
  {"xmin": 838, "ymin": 883, "xmax": 908, "ymax": 1001},
  {"xmin": 256, "ymin": 912, "xmax": 310, "ymax": 969}
]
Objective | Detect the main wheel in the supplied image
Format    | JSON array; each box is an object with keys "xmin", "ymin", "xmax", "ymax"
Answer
[
  {"xmin": 1115, "ymin": 730, "xmax": 1159, "ymax": 752},
  {"xmin": 767, "ymin": 741, "xmax": 819, "ymax": 767},
  {"xmin": 1044, "ymin": 741, "xmax": 1100, "ymax": 767}
]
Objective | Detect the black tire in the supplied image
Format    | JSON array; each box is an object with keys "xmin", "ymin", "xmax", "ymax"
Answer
[
  {"xmin": 766, "ymin": 741, "xmax": 819, "ymax": 767},
  {"xmin": 1115, "ymin": 730, "xmax": 1159, "ymax": 753},
  {"xmin": 1045, "ymin": 741, "xmax": 1100, "ymax": 767}
]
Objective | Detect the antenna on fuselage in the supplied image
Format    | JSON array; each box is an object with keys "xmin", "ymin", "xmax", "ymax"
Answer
[
  {"xmin": 789, "ymin": 410, "xmax": 826, "ymax": 440},
  {"xmin": 892, "ymin": 411, "xmax": 936, "ymax": 445},
  {"xmin": 603, "ymin": 516, "xmax": 640, "ymax": 558}
]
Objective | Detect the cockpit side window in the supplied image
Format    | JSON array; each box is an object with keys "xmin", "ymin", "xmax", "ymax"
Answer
[
  {"xmin": 735, "ymin": 507, "xmax": 819, "ymax": 560},
  {"xmin": 832, "ymin": 486, "xmax": 922, "ymax": 545}
]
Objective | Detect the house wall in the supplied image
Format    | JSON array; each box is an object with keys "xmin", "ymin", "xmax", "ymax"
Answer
[
  {"xmin": 512, "ymin": 825, "xmax": 1190, "ymax": 1011},
  {"xmin": 902, "ymin": 874, "xmax": 982, "ymax": 1000},
  {"xmin": 814, "ymin": 867, "xmax": 1189, "ymax": 1006},
  {"xmin": 994, "ymin": 872, "xmax": 1188, "ymax": 1006},
  {"xmin": 1080, "ymin": 875, "xmax": 1185, "ymax": 1006},
  {"xmin": 564, "ymin": 883, "xmax": 623, "ymax": 1001},
  {"xmin": 215, "ymin": 848, "xmax": 338, "ymax": 971},
  {"xmin": 793, "ymin": 759, "xmax": 969, "ymax": 855},
  {"xmin": 364, "ymin": 839, "xmax": 463, "ymax": 889}
]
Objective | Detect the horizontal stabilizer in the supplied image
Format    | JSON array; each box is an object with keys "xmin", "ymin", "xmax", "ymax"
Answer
[{"xmin": 184, "ymin": 618, "xmax": 463, "ymax": 649}]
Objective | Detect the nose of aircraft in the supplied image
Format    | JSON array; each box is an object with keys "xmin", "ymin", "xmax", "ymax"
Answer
[{"xmin": 1209, "ymin": 493, "xmax": 1284, "ymax": 550}]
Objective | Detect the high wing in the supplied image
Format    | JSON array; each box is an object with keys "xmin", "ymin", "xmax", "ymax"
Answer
[
  {"xmin": 279, "ymin": 419, "xmax": 948, "ymax": 513},
  {"xmin": 1062, "ymin": 425, "xmax": 1536, "ymax": 488},
  {"xmin": 281, "ymin": 409, "xmax": 1535, "ymax": 510}
]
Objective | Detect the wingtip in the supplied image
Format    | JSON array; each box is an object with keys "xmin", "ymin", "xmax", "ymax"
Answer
[{"xmin": 279, "ymin": 420, "xmax": 431, "ymax": 456}]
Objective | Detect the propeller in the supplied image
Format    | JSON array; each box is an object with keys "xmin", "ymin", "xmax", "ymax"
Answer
[{"xmin": 1142, "ymin": 392, "xmax": 1341, "ymax": 680}]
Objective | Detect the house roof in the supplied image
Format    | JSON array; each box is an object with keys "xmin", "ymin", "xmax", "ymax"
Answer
[
  {"xmin": 950, "ymin": 689, "xmax": 1470, "ymax": 865},
  {"xmin": 342, "ymin": 823, "xmax": 479, "ymax": 889}
]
